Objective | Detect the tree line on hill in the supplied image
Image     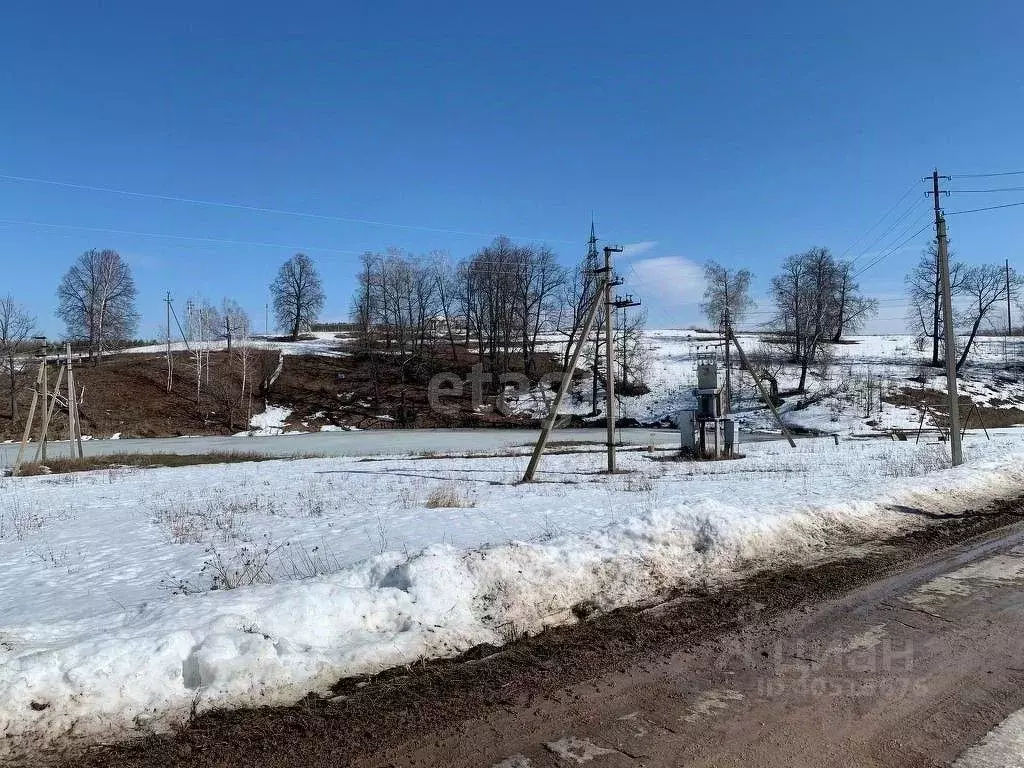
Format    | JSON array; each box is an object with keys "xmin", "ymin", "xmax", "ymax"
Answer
[
  {"xmin": 1, "ymin": 231, "xmax": 1021, "ymax": 427},
  {"xmin": 702, "ymin": 242, "xmax": 1021, "ymax": 398},
  {"xmin": 349, "ymin": 235, "xmax": 649, "ymax": 409},
  {"xmin": 0, "ymin": 250, "xmax": 326, "ymax": 428}
]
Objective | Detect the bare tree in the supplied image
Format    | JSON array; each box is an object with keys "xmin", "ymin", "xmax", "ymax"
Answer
[
  {"xmin": 905, "ymin": 243, "xmax": 965, "ymax": 367},
  {"xmin": 770, "ymin": 247, "xmax": 842, "ymax": 392},
  {"xmin": 514, "ymin": 244, "xmax": 566, "ymax": 375},
  {"xmin": 701, "ymin": 261, "xmax": 755, "ymax": 408},
  {"xmin": 700, "ymin": 262, "xmax": 754, "ymax": 328},
  {"xmin": 559, "ymin": 243, "xmax": 600, "ymax": 373},
  {"xmin": 830, "ymin": 260, "xmax": 878, "ymax": 342},
  {"xmin": 271, "ymin": 253, "xmax": 325, "ymax": 340},
  {"xmin": 56, "ymin": 249, "xmax": 139, "ymax": 363},
  {"xmin": 956, "ymin": 264, "xmax": 1023, "ymax": 371},
  {"xmin": 217, "ymin": 299, "xmax": 251, "ymax": 355},
  {"xmin": 432, "ymin": 252, "xmax": 462, "ymax": 361},
  {"xmin": 0, "ymin": 296, "xmax": 35, "ymax": 421}
]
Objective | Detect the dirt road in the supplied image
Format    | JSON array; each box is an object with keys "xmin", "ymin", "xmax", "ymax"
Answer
[{"xmin": 65, "ymin": 509, "xmax": 1024, "ymax": 768}]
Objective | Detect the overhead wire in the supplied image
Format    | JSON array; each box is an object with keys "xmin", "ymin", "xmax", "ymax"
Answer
[
  {"xmin": 0, "ymin": 217, "xmax": 364, "ymax": 256},
  {"xmin": 0, "ymin": 171, "xmax": 578, "ymax": 244},
  {"xmin": 950, "ymin": 171, "xmax": 1024, "ymax": 179},
  {"xmin": 848, "ymin": 192, "xmax": 928, "ymax": 267},
  {"xmin": 852, "ymin": 219, "xmax": 934, "ymax": 279},
  {"xmin": 838, "ymin": 178, "xmax": 922, "ymax": 263},
  {"xmin": 946, "ymin": 201, "xmax": 1024, "ymax": 216},
  {"xmin": 946, "ymin": 187, "xmax": 1024, "ymax": 193}
]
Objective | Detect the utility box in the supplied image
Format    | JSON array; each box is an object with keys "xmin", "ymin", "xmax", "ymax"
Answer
[
  {"xmin": 696, "ymin": 359, "xmax": 719, "ymax": 391},
  {"xmin": 678, "ymin": 410, "xmax": 696, "ymax": 452},
  {"xmin": 723, "ymin": 418, "xmax": 737, "ymax": 457}
]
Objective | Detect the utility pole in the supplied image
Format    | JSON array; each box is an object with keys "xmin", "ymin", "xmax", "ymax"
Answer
[
  {"xmin": 1006, "ymin": 259, "xmax": 1013, "ymax": 336},
  {"xmin": 726, "ymin": 325, "xmax": 796, "ymax": 448},
  {"xmin": 67, "ymin": 342, "xmax": 83, "ymax": 459},
  {"xmin": 929, "ymin": 169, "xmax": 963, "ymax": 467},
  {"xmin": 34, "ymin": 364, "xmax": 65, "ymax": 464},
  {"xmin": 523, "ymin": 275, "xmax": 607, "ymax": 482},
  {"xmin": 165, "ymin": 292, "xmax": 173, "ymax": 392},
  {"xmin": 14, "ymin": 362, "xmax": 44, "ymax": 473},
  {"xmin": 602, "ymin": 245, "xmax": 623, "ymax": 473},
  {"xmin": 36, "ymin": 337, "xmax": 47, "ymax": 463},
  {"xmin": 722, "ymin": 308, "xmax": 732, "ymax": 414}
]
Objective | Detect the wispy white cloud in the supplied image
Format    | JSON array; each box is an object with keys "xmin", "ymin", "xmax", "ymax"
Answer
[
  {"xmin": 627, "ymin": 255, "xmax": 706, "ymax": 326},
  {"xmin": 620, "ymin": 241, "xmax": 659, "ymax": 260}
]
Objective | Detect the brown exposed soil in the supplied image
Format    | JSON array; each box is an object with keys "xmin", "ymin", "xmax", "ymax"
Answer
[
  {"xmin": 886, "ymin": 385, "xmax": 1024, "ymax": 429},
  {"xmin": 0, "ymin": 345, "xmax": 569, "ymax": 441},
  {"xmin": 55, "ymin": 500, "xmax": 1024, "ymax": 768}
]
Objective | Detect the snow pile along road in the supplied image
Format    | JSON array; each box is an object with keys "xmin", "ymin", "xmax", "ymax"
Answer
[{"xmin": 2, "ymin": 434, "xmax": 1024, "ymax": 760}]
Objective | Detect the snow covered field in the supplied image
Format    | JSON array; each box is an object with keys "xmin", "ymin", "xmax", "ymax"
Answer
[
  {"xmin": 122, "ymin": 330, "xmax": 350, "ymax": 358},
  {"xmin": 594, "ymin": 331, "xmax": 1024, "ymax": 436},
  {"xmin": 3, "ymin": 431, "xmax": 1024, "ymax": 760}
]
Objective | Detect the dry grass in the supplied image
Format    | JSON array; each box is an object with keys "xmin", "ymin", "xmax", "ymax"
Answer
[
  {"xmin": 14, "ymin": 451, "xmax": 289, "ymax": 476},
  {"xmin": 425, "ymin": 483, "xmax": 476, "ymax": 508}
]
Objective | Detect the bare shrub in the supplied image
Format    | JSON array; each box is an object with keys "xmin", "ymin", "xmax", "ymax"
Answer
[
  {"xmin": 277, "ymin": 540, "xmax": 344, "ymax": 580},
  {"xmin": 622, "ymin": 473, "xmax": 654, "ymax": 493},
  {"xmin": 202, "ymin": 535, "xmax": 283, "ymax": 590},
  {"xmin": 153, "ymin": 496, "xmax": 269, "ymax": 545},
  {"xmin": 0, "ymin": 494, "xmax": 45, "ymax": 540},
  {"xmin": 881, "ymin": 445, "xmax": 950, "ymax": 478},
  {"xmin": 425, "ymin": 483, "xmax": 476, "ymax": 508}
]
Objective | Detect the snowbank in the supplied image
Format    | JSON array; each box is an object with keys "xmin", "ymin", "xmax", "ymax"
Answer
[
  {"xmin": 2, "ymin": 435, "xmax": 1024, "ymax": 760},
  {"xmin": 236, "ymin": 405, "xmax": 292, "ymax": 436}
]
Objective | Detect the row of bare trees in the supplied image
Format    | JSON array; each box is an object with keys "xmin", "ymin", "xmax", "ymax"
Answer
[
  {"xmin": 905, "ymin": 244, "xmax": 1022, "ymax": 371},
  {"xmin": 352, "ymin": 238, "xmax": 568, "ymax": 388},
  {"xmin": 351, "ymin": 236, "xmax": 650, "ymax": 400},
  {"xmin": 701, "ymin": 249, "xmax": 879, "ymax": 395},
  {"xmin": 769, "ymin": 248, "xmax": 878, "ymax": 391}
]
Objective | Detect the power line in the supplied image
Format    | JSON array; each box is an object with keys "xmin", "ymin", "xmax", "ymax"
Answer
[
  {"xmin": 947, "ymin": 201, "xmax": 1024, "ymax": 216},
  {"xmin": 0, "ymin": 217, "xmax": 364, "ymax": 255},
  {"xmin": 852, "ymin": 220, "xmax": 934, "ymax": 279},
  {"xmin": 0, "ymin": 172, "xmax": 577, "ymax": 244},
  {"xmin": 951, "ymin": 171, "xmax": 1024, "ymax": 179},
  {"xmin": 947, "ymin": 187, "xmax": 1024, "ymax": 193},
  {"xmin": 849, "ymin": 194, "xmax": 928, "ymax": 266},
  {"xmin": 839, "ymin": 179, "xmax": 922, "ymax": 263},
  {"xmin": 847, "ymin": 205, "xmax": 932, "ymax": 278}
]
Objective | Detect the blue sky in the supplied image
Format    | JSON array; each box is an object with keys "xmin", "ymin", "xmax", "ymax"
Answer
[{"xmin": 2, "ymin": 1, "xmax": 1023, "ymax": 337}]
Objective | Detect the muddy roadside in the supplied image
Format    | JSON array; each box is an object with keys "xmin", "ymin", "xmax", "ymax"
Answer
[{"xmin": 56, "ymin": 499, "xmax": 1024, "ymax": 768}]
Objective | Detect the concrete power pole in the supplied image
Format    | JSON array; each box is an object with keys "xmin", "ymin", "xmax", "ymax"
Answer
[
  {"xmin": 602, "ymin": 245, "xmax": 623, "ymax": 473},
  {"xmin": 39, "ymin": 338, "xmax": 47, "ymax": 463},
  {"xmin": 1007, "ymin": 259, "xmax": 1013, "ymax": 336},
  {"xmin": 165, "ymin": 292, "xmax": 173, "ymax": 392},
  {"xmin": 523, "ymin": 275, "xmax": 608, "ymax": 482},
  {"xmin": 723, "ymin": 307, "xmax": 732, "ymax": 414},
  {"xmin": 931, "ymin": 169, "xmax": 963, "ymax": 467}
]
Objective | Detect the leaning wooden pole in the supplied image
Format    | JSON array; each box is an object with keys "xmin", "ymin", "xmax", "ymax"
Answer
[
  {"xmin": 523, "ymin": 278, "xmax": 606, "ymax": 482},
  {"xmin": 34, "ymin": 364, "xmax": 66, "ymax": 464},
  {"xmin": 68, "ymin": 368, "xmax": 84, "ymax": 459},
  {"xmin": 727, "ymin": 327, "xmax": 796, "ymax": 448},
  {"xmin": 14, "ymin": 363, "xmax": 44, "ymax": 473}
]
